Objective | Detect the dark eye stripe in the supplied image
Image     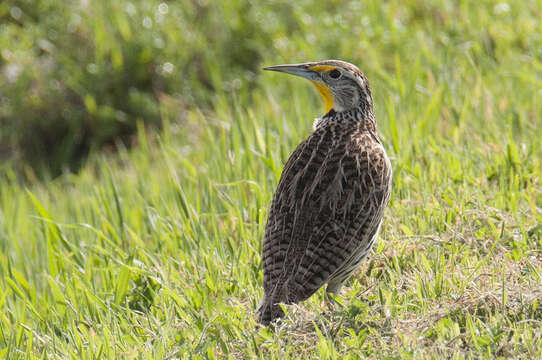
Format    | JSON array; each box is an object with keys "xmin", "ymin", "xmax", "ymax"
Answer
[{"xmin": 329, "ymin": 69, "xmax": 341, "ymax": 79}]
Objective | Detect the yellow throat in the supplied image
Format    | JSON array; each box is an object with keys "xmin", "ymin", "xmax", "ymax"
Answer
[
  {"xmin": 309, "ymin": 65, "xmax": 336, "ymax": 113},
  {"xmin": 311, "ymin": 81, "xmax": 334, "ymax": 113}
]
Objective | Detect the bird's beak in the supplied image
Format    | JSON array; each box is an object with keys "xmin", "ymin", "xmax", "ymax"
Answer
[
  {"xmin": 263, "ymin": 63, "xmax": 320, "ymax": 81},
  {"xmin": 264, "ymin": 62, "xmax": 336, "ymax": 113}
]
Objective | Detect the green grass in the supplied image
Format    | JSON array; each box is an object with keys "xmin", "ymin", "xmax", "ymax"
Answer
[{"xmin": 1, "ymin": 0, "xmax": 542, "ymax": 358}]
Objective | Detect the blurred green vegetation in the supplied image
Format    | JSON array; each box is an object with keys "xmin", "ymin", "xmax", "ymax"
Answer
[
  {"xmin": 0, "ymin": 0, "xmax": 274, "ymax": 177},
  {"xmin": 3, "ymin": 0, "xmax": 540, "ymax": 178}
]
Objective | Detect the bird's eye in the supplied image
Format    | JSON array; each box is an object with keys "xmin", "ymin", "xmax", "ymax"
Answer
[{"xmin": 329, "ymin": 69, "xmax": 342, "ymax": 79}]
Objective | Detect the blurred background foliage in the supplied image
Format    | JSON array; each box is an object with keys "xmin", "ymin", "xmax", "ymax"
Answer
[{"xmin": 0, "ymin": 0, "xmax": 541, "ymax": 178}]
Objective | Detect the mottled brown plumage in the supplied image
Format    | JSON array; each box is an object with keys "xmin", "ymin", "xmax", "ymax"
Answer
[{"xmin": 258, "ymin": 60, "xmax": 392, "ymax": 325}]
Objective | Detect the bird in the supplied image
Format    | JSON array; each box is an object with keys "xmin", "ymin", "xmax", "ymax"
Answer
[{"xmin": 257, "ymin": 60, "xmax": 392, "ymax": 326}]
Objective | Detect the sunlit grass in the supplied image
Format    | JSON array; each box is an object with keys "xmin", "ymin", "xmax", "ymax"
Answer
[{"xmin": 1, "ymin": 0, "xmax": 541, "ymax": 358}]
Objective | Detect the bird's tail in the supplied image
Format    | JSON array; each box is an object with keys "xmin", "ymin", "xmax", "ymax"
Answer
[{"xmin": 257, "ymin": 296, "xmax": 285, "ymax": 326}]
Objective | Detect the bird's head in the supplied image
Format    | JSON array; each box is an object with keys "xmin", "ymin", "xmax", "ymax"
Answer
[{"xmin": 264, "ymin": 60, "xmax": 372, "ymax": 115}]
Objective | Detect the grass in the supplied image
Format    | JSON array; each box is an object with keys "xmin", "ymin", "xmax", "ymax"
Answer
[{"xmin": 1, "ymin": 0, "xmax": 542, "ymax": 358}]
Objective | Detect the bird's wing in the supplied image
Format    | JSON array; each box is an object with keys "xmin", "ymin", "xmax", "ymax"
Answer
[{"xmin": 262, "ymin": 129, "xmax": 391, "ymax": 303}]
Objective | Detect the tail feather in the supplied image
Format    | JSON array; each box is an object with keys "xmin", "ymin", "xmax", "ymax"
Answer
[{"xmin": 257, "ymin": 297, "xmax": 285, "ymax": 326}]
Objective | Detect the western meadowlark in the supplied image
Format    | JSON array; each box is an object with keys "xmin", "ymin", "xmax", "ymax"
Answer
[{"xmin": 258, "ymin": 60, "xmax": 392, "ymax": 325}]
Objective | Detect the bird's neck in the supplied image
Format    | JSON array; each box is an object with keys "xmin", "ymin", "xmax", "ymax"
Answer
[{"xmin": 315, "ymin": 106, "xmax": 377, "ymax": 134}]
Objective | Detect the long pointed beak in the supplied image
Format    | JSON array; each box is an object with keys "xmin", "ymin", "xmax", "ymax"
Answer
[{"xmin": 263, "ymin": 63, "xmax": 320, "ymax": 81}]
